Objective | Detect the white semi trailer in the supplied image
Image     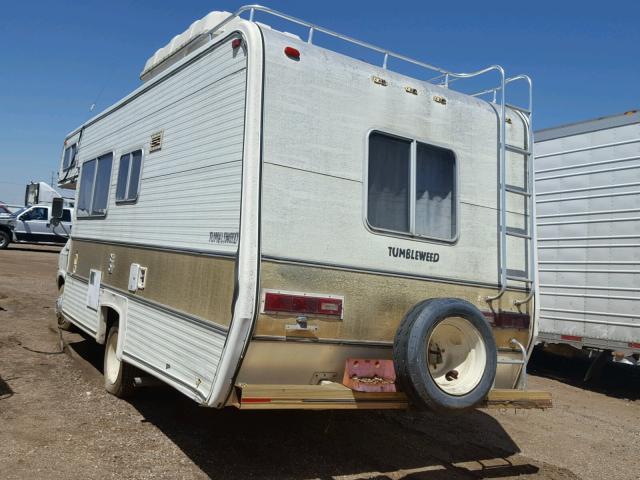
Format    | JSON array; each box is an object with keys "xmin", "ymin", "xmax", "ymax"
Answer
[{"xmin": 535, "ymin": 110, "xmax": 640, "ymax": 365}]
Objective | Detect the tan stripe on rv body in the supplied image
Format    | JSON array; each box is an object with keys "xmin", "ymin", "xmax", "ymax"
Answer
[
  {"xmin": 70, "ymin": 239, "xmax": 236, "ymax": 328},
  {"xmin": 256, "ymin": 260, "xmax": 531, "ymax": 348}
]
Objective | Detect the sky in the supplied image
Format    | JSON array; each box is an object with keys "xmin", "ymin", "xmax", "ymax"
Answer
[{"xmin": 0, "ymin": 0, "xmax": 638, "ymax": 204}]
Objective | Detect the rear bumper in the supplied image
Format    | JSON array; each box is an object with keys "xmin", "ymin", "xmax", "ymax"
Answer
[
  {"xmin": 237, "ymin": 339, "xmax": 529, "ymax": 390},
  {"xmin": 232, "ymin": 383, "xmax": 552, "ymax": 410}
]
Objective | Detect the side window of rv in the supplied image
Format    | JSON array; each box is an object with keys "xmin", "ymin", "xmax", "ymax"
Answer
[
  {"xmin": 62, "ymin": 143, "xmax": 77, "ymax": 170},
  {"xmin": 77, "ymin": 153, "xmax": 114, "ymax": 218},
  {"xmin": 116, "ymin": 149, "xmax": 143, "ymax": 203},
  {"xmin": 367, "ymin": 132, "xmax": 456, "ymax": 241}
]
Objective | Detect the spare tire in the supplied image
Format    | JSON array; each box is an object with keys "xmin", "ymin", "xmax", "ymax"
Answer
[{"xmin": 394, "ymin": 298, "xmax": 497, "ymax": 412}]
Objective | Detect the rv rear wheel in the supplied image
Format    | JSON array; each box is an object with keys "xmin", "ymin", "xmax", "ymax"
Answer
[
  {"xmin": 56, "ymin": 283, "xmax": 73, "ymax": 331},
  {"xmin": 0, "ymin": 230, "xmax": 10, "ymax": 249},
  {"xmin": 393, "ymin": 298, "xmax": 497, "ymax": 412},
  {"xmin": 104, "ymin": 324, "xmax": 136, "ymax": 398}
]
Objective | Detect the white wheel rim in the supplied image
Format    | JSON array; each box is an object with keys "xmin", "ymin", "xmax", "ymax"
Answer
[
  {"xmin": 426, "ymin": 317, "xmax": 487, "ymax": 396},
  {"xmin": 105, "ymin": 330, "xmax": 120, "ymax": 385}
]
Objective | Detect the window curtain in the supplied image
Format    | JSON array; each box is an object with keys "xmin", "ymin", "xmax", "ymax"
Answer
[
  {"xmin": 415, "ymin": 143, "xmax": 455, "ymax": 239},
  {"xmin": 367, "ymin": 133, "xmax": 410, "ymax": 232}
]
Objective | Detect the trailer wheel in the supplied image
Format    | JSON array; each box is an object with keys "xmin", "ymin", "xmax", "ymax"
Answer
[
  {"xmin": 0, "ymin": 230, "xmax": 10, "ymax": 249},
  {"xmin": 394, "ymin": 298, "xmax": 497, "ymax": 412},
  {"xmin": 104, "ymin": 324, "xmax": 136, "ymax": 398}
]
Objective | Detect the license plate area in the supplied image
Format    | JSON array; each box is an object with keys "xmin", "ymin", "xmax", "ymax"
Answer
[{"xmin": 342, "ymin": 358, "xmax": 397, "ymax": 392}]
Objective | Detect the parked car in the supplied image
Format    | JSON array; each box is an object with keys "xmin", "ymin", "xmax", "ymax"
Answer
[{"xmin": 0, "ymin": 204, "xmax": 72, "ymax": 249}]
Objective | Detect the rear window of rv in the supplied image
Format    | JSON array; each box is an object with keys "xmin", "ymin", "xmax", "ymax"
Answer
[
  {"xmin": 77, "ymin": 153, "xmax": 114, "ymax": 218},
  {"xmin": 367, "ymin": 132, "xmax": 456, "ymax": 241},
  {"xmin": 116, "ymin": 150, "xmax": 143, "ymax": 203},
  {"xmin": 62, "ymin": 143, "xmax": 77, "ymax": 170}
]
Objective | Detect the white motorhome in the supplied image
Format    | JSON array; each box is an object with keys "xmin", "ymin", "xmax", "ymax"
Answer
[
  {"xmin": 55, "ymin": 5, "xmax": 548, "ymax": 411},
  {"xmin": 535, "ymin": 110, "xmax": 640, "ymax": 365}
]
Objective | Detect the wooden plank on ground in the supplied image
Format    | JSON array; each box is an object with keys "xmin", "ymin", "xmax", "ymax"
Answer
[
  {"xmin": 237, "ymin": 383, "xmax": 408, "ymax": 410},
  {"xmin": 483, "ymin": 389, "xmax": 552, "ymax": 409}
]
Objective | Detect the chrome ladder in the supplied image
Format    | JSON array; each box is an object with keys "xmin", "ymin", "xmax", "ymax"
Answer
[
  {"xmin": 475, "ymin": 76, "xmax": 536, "ymax": 308},
  {"xmin": 474, "ymin": 77, "xmax": 535, "ymax": 390}
]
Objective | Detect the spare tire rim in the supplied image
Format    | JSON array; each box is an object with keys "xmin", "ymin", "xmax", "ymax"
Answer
[
  {"xmin": 426, "ymin": 317, "xmax": 487, "ymax": 396},
  {"xmin": 105, "ymin": 330, "xmax": 120, "ymax": 385}
]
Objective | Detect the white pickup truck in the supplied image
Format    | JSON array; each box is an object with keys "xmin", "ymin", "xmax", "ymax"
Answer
[{"xmin": 0, "ymin": 204, "xmax": 73, "ymax": 249}]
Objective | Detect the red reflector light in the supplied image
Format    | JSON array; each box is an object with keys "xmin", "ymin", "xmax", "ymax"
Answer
[
  {"xmin": 561, "ymin": 335, "xmax": 582, "ymax": 342},
  {"xmin": 284, "ymin": 46, "xmax": 300, "ymax": 59},
  {"xmin": 496, "ymin": 311, "xmax": 530, "ymax": 329},
  {"xmin": 629, "ymin": 342, "xmax": 640, "ymax": 349},
  {"xmin": 263, "ymin": 291, "xmax": 342, "ymax": 317},
  {"xmin": 231, "ymin": 38, "xmax": 242, "ymax": 49},
  {"xmin": 241, "ymin": 397, "xmax": 271, "ymax": 404},
  {"xmin": 482, "ymin": 311, "xmax": 530, "ymax": 329}
]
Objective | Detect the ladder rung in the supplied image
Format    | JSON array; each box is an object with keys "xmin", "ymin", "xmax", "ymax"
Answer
[
  {"xmin": 507, "ymin": 268, "xmax": 527, "ymax": 277},
  {"xmin": 506, "ymin": 275, "xmax": 533, "ymax": 283},
  {"xmin": 497, "ymin": 359, "xmax": 526, "ymax": 365},
  {"xmin": 505, "ymin": 103, "xmax": 531, "ymax": 116},
  {"xmin": 505, "ymin": 144, "xmax": 531, "ymax": 155},
  {"xmin": 506, "ymin": 227, "xmax": 531, "ymax": 239},
  {"xmin": 505, "ymin": 185, "xmax": 531, "ymax": 196}
]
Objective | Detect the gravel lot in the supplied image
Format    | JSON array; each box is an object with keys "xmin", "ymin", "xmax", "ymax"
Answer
[{"xmin": 1, "ymin": 244, "xmax": 638, "ymax": 479}]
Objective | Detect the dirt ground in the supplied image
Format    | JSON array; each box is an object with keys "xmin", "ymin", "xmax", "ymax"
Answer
[{"xmin": 1, "ymin": 244, "xmax": 638, "ymax": 480}]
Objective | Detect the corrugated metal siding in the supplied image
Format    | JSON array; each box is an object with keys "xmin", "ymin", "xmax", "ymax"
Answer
[
  {"xmin": 73, "ymin": 39, "xmax": 247, "ymax": 253},
  {"xmin": 123, "ymin": 298, "xmax": 227, "ymax": 399},
  {"xmin": 62, "ymin": 276, "xmax": 99, "ymax": 334},
  {"xmin": 535, "ymin": 122, "xmax": 640, "ymax": 344}
]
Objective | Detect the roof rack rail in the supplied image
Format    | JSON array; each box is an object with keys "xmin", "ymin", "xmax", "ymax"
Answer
[{"xmin": 208, "ymin": 5, "xmax": 506, "ymax": 95}]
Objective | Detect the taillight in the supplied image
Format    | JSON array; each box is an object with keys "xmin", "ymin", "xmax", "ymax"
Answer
[
  {"xmin": 231, "ymin": 38, "xmax": 242, "ymax": 49},
  {"xmin": 263, "ymin": 291, "xmax": 343, "ymax": 318}
]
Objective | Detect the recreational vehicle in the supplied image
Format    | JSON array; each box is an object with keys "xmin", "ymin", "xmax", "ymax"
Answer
[
  {"xmin": 535, "ymin": 110, "xmax": 640, "ymax": 366},
  {"xmin": 55, "ymin": 5, "xmax": 548, "ymax": 411}
]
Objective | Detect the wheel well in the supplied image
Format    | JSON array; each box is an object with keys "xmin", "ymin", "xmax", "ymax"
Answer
[
  {"xmin": 0, "ymin": 225, "xmax": 11, "ymax": 236},
  {"xmin": 103, "ymin": 307, "xmax": 120, "ymax": 335}
]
